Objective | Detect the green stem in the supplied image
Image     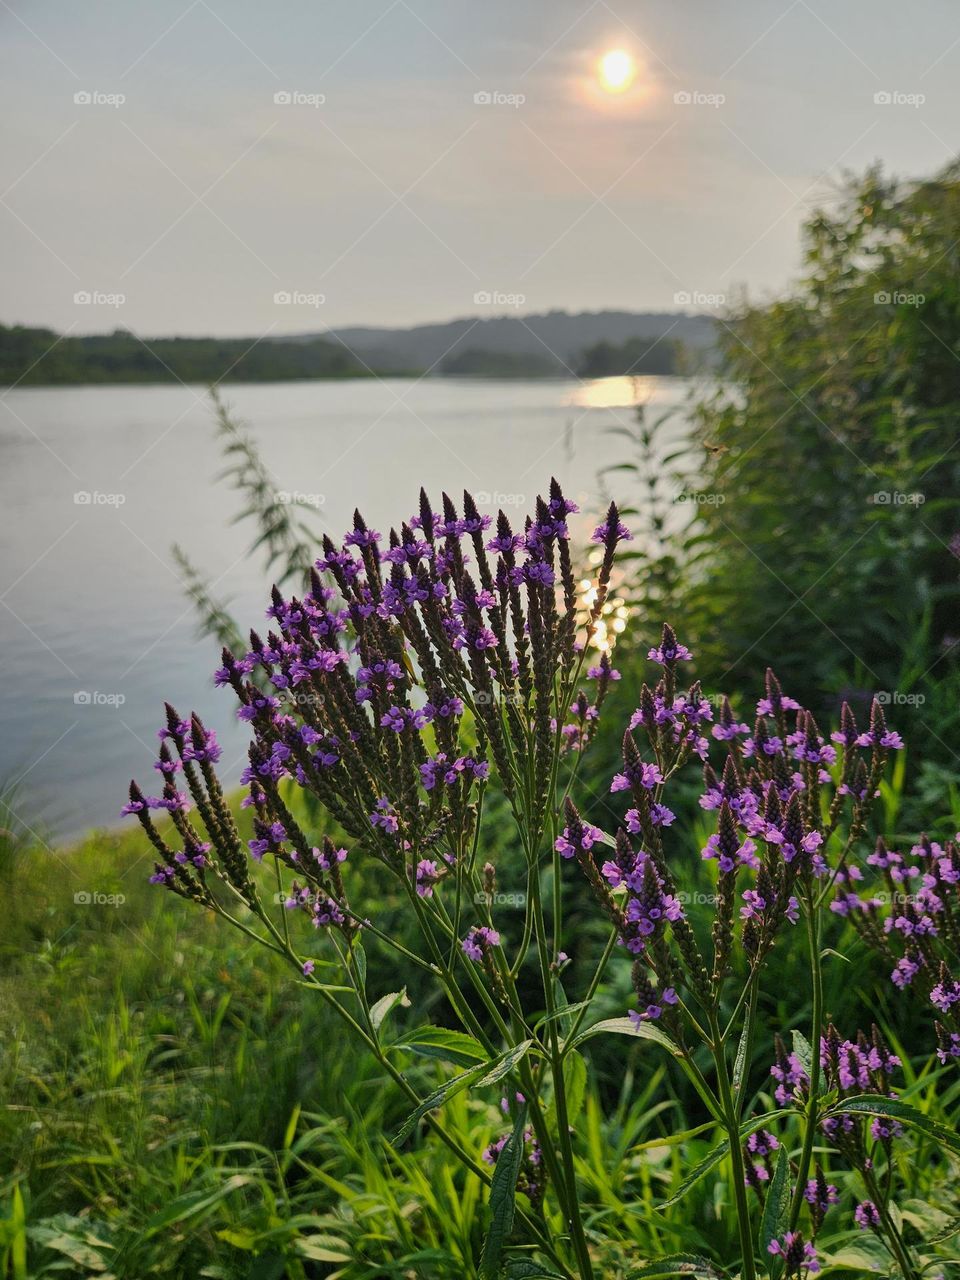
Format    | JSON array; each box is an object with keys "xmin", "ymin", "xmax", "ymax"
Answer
[
  {"xmin": 862, "ymin": 1164, "xmax": 920, "ymax": 1280},
  {"xmin": 530, "ymin": 872, "xmax": 595, "ymax": 1280},
  {"xmin": 789, "ymin": 891, "xmax": 823, "ymax": 1229},
  {"xmin": 709, "ymin": 1012, "xmax": 757, "ymax": 1280},
  {"xmin": 233, "ymin": 901, "xmax": 575, "ymax": 1279}
]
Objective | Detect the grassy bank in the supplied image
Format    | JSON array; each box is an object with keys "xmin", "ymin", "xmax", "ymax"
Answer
[{"xmin": 3, "ymin": 788, "xmax": 959, "ymax": 1278}]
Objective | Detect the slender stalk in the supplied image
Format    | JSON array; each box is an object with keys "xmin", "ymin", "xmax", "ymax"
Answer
[
  {"xmin": 236, "ymin": 900, "xmax": 576, "ymax": 1279},
  {"xmin": 862, "ymin": 1164, "xmax": 920, "ymax": 1280},
  {"xmin": 529, "ymin": 872, "xmax": 595, "ymax": 1280},
  {"xmin": 789, "ymin": 890, "xmax": 823, "ymax": 1229},
  {"xmin": 709, "ymin": 1010, "xmax": 757, "ymax": 1280}
]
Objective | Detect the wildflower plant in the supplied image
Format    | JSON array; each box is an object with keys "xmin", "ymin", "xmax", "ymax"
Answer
[{"xmin": 122, "ymin": 483, "xmax": 958, "ymax": 1279}]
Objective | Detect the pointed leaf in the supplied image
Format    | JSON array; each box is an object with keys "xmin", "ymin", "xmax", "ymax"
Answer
[
  {"xmin": 829, "ymin": 1094, "xmax": 960, "ymax": 1156},
  {"xmin": 760, "ymin": 1146, "xmax": 790, "ymax": 1271},
  {"xmin": 658, "ymin": 1113, "xmax": 792, "ymax": 1209},
  {"xmin": 369, "ymin": 989, "xmax": 410, "ymax": 1033},
  {"xmin": 565, "ymin": 1016, "xmax": 683, "ymax": 1059},
  {"xmin": 479, "ymin": 1106, "xmax": 527, "ymax": 1278},
  {"xmin": 629, "ymin": 1254, "xmax": 725, "ymax": 1278},
  {"xmin": 399, "ymin": 1026, "xmax": 488, "ymax": 1067}
]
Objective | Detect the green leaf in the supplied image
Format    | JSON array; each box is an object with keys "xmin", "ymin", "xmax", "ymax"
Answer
[
  {"xmin": 534, "ymin": 999, "xmax": 592, "ymax": 1033},
  {"xmin": 561, "ymin": 1049, "xmax": 588, "ymax": 1126},
  {"xmin": 393, "ymin": 1063, "xmax": 484, "ymax": 1144},
  {"xmin": 657, "ymin": 1140, "xmax": 730, "ymax": 1209},
  {"xmin": 503, "ymin": 1262, "xmax": 567, "ymax": 1280},
  {"xmin": 399, "ymin": 1026, "xmax": 488, "ymax": 1067},
  {"xmin": 479, "ymin": 1106, "xmax": 527, "ymax": 1279},
  {"xmin": 760, "ymin": 1147, "xmax": 790, "ymax": 1274},
  {"xmin": 658, "ymin": 1113, "xmax": 791, "ymax": 1209},
  {"xmin": 282, "ymin": 1102, "xmax": 301, "ymax": 1151},
  {"xmin": 733, "ymin": 1013, "xmax": 752, "ymax": 1094},
  {"xmin": 141, "ymin": 1175, "xmax": 256, "ymax": 1234},
  {"xmin": 928, "ymin": 1214, "xmax": 960, "ymax": 1245},
  {"xmin": 829, "ymin": 1095, "xmax": 960, "ymax": 1157},
  {"xmin": 295, "ymin": 1235, "xmax": 353, "ymax": 1262},
  {"xmin": 628, "ymin": 1253, "xmax": 724, "ymax": 1277},
  {"xmin": 791, "ymin": 1030, "xmax": 813, "ymax": 1079},
  {"xmin": 565, "ymin": 1016, "xmax": 683, "ymax": 1059},
  {"xmin": 369, "ymin": 988, "xmax": 410, "ymax": 1033},
  {"xmin": 393, "ymin": 1041, "xmax": 534, "ymax": 1143},
  {"xmin": 351, "ymin": 940, "xmax": 367, "ymax": 992},
  {"xmin": 478, "ymin": 1039, "xmax": 534, "ymax": 1086},
  {"xmin": 630, "ymin": 1121, "xmax": 715, "ymax": 1153}
]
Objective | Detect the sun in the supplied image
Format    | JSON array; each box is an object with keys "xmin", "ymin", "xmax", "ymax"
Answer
[{"xmin": 597, "ymin": 48, "xmax": 636, "ymax": 94}]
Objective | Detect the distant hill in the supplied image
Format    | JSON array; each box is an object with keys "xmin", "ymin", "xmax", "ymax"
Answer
[
  {"xmin": 0, "ymin": 310, "xmax": 718, "ymax": 386},
  {"xmin": 318, "ymin": 310, "xmax": 717, "ymax": 374},
  {"xmin": 0, "ymin": 326, "xmax": 403, "ymax": 387}
]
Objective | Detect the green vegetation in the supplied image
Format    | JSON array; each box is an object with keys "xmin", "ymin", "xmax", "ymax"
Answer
[
  {"xmin": 576, "ymin": 335, "xmax": 686, "ymax": 377},
  {"xmin": 0, "ymin": 321, "xmax": 698, "ymax": 387},
  {"xmin": 3, "ymin": 760, "xmax": 959, "ymax": 1278},
  {"xmin": 439, "ymin": 347, "xmax": 559, "ymax": 377},
  {"xmin": 0, "ymin": 326, "xmax": 409, "ymax": 387},
  {"xmin": 614, "ymin": 159, "xmax": 960, "ymax": 764}
]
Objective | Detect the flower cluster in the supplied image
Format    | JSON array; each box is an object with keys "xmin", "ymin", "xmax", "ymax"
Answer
[
  {"xmin": 122, "ymin": 482, "xmax": 629, "ymax": 968},
  {"xmin": 570, "ymin": 638, "xmax": 902, "ymax": 1028},
  {"xmin": 764, "ymin": 1024, "xmax": 905, "ymax": 1259},
  {"xmin": 482, "ymin": 1123, "xmax": 544, "ymax": 1207},
  {"xmin": 831, "ymin": 828, "xmax": 960, "ymax": 1067}
]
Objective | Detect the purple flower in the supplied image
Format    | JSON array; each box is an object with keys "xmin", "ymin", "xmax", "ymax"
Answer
[
  {"xmin": 462, "ymin": 925, "xmax": 500, "ymax": 962},
  {"xmin": 370, "ymin": 797, "xmax": 399, "ymax": 834},
  {"xmin": 591, "ymin": 510, "xmax": 632, "ymax": 545},
  {"xmin": 854, "ymin": 1200, "xmax": 881, "ymax": 1230},
  {"xmin": 610, "ymin": 761, "xmax": 662, "ymax": 792},
  {"xmin": 416, "ymin": 858, "xmax": 442, "ymax": 898},
  {"xmin": 804, "ymin": 1178, "xmax": 838, "ymax": 1211},
  {"xmin": 767, "ymin": 1232, "xmax": 819, "ymax": 1275},
  {"xmin": 648, "ymin": 640, "xmax": 693, "ymax": 665},
  {"xmin": 746, "ymin": 1129, "xmax": 779, "ymax": 1156},
  {"xmin": 555, "ymin": 821, "xmax": 603, "ymax": 859}
]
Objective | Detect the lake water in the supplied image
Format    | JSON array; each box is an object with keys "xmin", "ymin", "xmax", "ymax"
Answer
[{"xmin": 0, "ymin": 375, "xmax": 693, "ymax": 841}]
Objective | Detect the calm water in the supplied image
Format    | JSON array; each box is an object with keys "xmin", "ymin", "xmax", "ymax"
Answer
[{"xmin": 0, "ymin": 375, "xmax": 692, "ymax": 841}]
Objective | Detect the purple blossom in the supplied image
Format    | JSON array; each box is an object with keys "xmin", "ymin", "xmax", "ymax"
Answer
[
  {"xmin": 462, "ymin": 925, "xmax": 500, "ymax": 962},
  {"xmin": 854, "ymin": 1200, "xmax": 881, "ymax": 1230}
]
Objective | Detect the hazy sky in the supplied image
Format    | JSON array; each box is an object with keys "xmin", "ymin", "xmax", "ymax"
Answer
[{"xmin": 2, "ymin": 0, "xmax": 958, "ymax": 334}]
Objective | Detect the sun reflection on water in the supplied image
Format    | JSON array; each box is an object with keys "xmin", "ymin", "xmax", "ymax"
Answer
[{"xmin": 565, "ymin": 375, "xmax": 662, "ymax": 409}]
